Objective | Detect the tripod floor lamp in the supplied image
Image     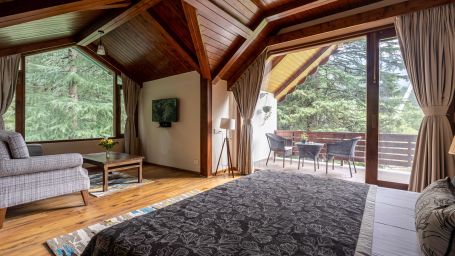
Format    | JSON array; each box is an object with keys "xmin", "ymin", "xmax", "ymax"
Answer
[{"xmin": 215, "ymin": 118, "xmax": 235, "ymax": 178}]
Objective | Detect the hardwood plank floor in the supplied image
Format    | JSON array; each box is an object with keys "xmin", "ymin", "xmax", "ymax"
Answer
[{"xmin": 0, "ymin": 165, "xmax": 239, "ymax": 256}]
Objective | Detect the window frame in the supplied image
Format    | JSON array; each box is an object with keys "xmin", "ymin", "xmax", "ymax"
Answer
[{"xmin": 14, "ymin": 45, "xmax": 124, "ymax": 143}]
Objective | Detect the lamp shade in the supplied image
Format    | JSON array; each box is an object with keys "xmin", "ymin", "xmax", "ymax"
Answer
[
  {"xmin": 449, "ymin": 136, "xmax": 455, "ymax": 155},
  {"xmin": 220, "ymin": 118, "xmax": 235, "ymax": 130},
  {"xmin": 96, "ymin": 44, "xmax": 106, "ymax": 55}
]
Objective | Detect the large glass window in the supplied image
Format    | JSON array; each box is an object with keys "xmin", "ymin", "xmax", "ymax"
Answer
[
  {"xmin": 378, "ymin": 37, "xmax": 423, "ymax": 184},
  {"xmin": 25, "ymin": 47, "xmax": 114, "ymax": 141},
  {"xmin": 3, "ymin": 95, "xmax": 15, "ymax": 131}
]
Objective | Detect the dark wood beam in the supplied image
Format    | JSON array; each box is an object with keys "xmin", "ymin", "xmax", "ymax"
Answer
[
  {"xmin": 77, "ymin": 0, "xmax": 161, "ymax": 46},
  {"xmin": 270, "ymin": 0, "xmax": 454, "ymax": 46},
  {"xmin": 265, "ymin": 0, "xmax": 338, "ymax": 22},
  {"xmin": 270, "ymin": 55, "xmax": 286, "ymax": 70},
  {"xmin": 273, "ymin": 47, "xmax": 329, "ymax": 98},
  {"xmin": 140, "ymin": 12, "xmax": 199, "ymax": 72},
  {"xmin": 87, "ymin": 1, "xmax": 132, "ymax": 10},
  {"xmin": 200, "ymin": 77, "xmax": 212, "ymax": 177},
  {"xmin": 78, "ymin": 45, "xmax": 141, "ymax": 85},
  {"xmin": 214, "ymin": 0, "xmax": 337, "ymax": 84},
  {"xmin": 182, "ymin": 1, "xmax": 211, "ymax": 80},
  {"xmin": 0, "ymin": 0, "xmax": 124, "ymax": 29},
  {"xmin": 0, "ymin": 37, "xmax": 75, "ymax": 58},
  {"xmin": 183, "ymin": 0, "xmax": 253, "ymax": 39}
]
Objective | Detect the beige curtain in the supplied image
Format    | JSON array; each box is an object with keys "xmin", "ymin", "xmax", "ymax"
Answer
[
  {"xmin": 395, "ymin": 3, "xmax": 455, "ymax": 192},
  {"xmin": 232, "ymin": 51, "xmax": 267, "ymax": 175},
  {"xmin": 0, "ymin": 54, "xmax": 20, "ymax": 130},
  {"xmin": 121, "ymin": 74, "xmax": 141, "ymax": 155}
]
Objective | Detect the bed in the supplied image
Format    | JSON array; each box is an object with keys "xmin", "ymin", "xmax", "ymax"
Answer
[{"xmin": 82, "ymin": 170, "xmax": 419, "ymax": 256}]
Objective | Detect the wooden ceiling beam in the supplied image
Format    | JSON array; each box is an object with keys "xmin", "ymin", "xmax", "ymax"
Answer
[
  {"xmin": 87, "ymin": 1, "xmax": 132, "ymax": 10},
  {"xmin": 77, "ymin": 0, "xmax": 161, "ymax": 46},
  {"xmin": 0, "ymin": 37, "xmax": 75, "ymax": 58},
  {"xmin": 270, "ymin": 0, "xmax": 454, "ymax": 46},
  {"xmin": 265, "ymin": 0, "xmax": 338, "ymax": 22},
  {"xmin": 183, "ymin": 0, "xmax": 253, "ymax": 39},
  {"xmin": 273, "ymin": 47, "xmax": 329, "ymax": 97},
  {"xmin": 182, "ymin": 2, "xmax": 211, "ymax": 80},
  {"xmin": 214, "ymin": 0, "xmax": 334, "ymax": 84},
  {"xmin": 140, "ymin": 12, "xmax": 200, "ymax": 72},
  {"xmin": 0, "ymin": 0, "xmax": 125, "ymax": 29}
]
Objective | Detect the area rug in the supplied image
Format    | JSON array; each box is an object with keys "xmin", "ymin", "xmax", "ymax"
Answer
[
  {"xmin": 46, "ymin": 189, "xmax": 201, "ymax": 256},
  {"xmin": 88, "ymin": 171, "xmax": 153, "ymax": 197}
]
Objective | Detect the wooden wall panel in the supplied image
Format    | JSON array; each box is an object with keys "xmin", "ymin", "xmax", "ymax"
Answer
[
  {"xmin": 0, "ymin": 10, "xmax": 106, "ymax": 49},
  {"xmin": 101, "ymin": 14, "xmax": 195, "ymax": 82}
]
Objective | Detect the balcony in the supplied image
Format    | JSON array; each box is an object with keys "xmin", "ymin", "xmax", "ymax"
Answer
[{"xmin": 254, "ymin": 130, "xmax": 414, "ymax": 184}]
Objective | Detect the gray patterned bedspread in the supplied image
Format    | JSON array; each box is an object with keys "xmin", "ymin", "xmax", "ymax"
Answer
[{"xmin": 82, "ymin": 170, "xmax": 374, "ymax": 256}]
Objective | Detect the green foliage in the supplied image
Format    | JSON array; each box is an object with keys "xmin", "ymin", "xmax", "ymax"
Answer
[
  {"xmin": 277, "ymin": 38, "xmax": 423, "ymax": 134},
  {"xmin": 24, "ymin": 47, "xmax": 116, "ymax": 141}
]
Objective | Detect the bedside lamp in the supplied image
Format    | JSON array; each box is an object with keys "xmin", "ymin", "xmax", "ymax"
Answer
[{"xmin": 215, "ymin": 118, "xmax": 235, "ymax": 177}]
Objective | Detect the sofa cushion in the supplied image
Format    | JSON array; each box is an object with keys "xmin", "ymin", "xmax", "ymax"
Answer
[
  {"xmin": 0, "ymin": 141, "xmax": 11, "ymax": 160},
  {"xmin": 0, "ymin": 153, "xmax": 83, "ymax": 177},
  {"xmin": 415, "ymin": 177, "xmax": 455, "ymax": 256},
  {"xmin": 0, "ymin": 131, "xmax": 29, "ymax": 159}
]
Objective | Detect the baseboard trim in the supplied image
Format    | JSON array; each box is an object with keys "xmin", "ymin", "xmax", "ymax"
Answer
[{"xmin": 144, "ymin": 161, "xmax": 201, "ymax": 175}]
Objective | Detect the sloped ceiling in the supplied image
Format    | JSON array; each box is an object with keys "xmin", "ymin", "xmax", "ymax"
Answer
[{"xmin": 0, "ymin": 0, "xmax": 452, "ymax": 85}]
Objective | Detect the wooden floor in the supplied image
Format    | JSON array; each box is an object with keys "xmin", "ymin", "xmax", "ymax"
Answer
[{"xmin": 0, "ymin": 165, "xmax": 239, "ymax": 256}]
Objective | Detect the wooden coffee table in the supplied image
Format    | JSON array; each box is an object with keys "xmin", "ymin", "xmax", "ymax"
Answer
[{"xmin": 82, "ymin": 152, "xmax": 144, "ymax": 192}]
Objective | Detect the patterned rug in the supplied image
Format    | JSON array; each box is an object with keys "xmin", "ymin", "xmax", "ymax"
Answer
[
  {"xmin": 46, "ymin": 189, "xmax": 201, "ymax": 256},
  {"xmin": 88, "ymin": 171, "xmax": 153, "ymax": 197}
]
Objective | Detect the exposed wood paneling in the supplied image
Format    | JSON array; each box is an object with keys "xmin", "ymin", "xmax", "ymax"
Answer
[
  {"xmin": 0, "ymin": 37, "xmax": 75, "ymax": 58},
  {"xmin": 140, "ymin": 12, "xmax": 199, "ymax": 71},
  {"xmin": 182, "ymin": 2, "xmax": 211, "ymax": 80},
  {"xmin": 0, "ymin": 0, "xmax": 124, "ymax": 29},
  {"xmin": 100, "ymin": 14, "xmax": 195, "ymax": 82},
  {"xmin": 184, "ymin": 0, "xmax": 253, "ymax": 38},
  {"xmin": 211, "ymin": 0, "xmax": 261, "ymax": 27},
  {"xmin": 77, "ymin": 0, "xmax": 161, "ymax": 46},
  {"xmin": 0, "ymin": 10, "xmax": 105, "ymax": 49},
  {"xmin": 150, "ymin": 0, "xmax": 195, "ymax": 56}
]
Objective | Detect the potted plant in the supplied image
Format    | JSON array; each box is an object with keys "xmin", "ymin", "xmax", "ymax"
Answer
[
  {"xmin": 300, "ymin": 132, "xmax": 309, "ymax": 143},
  {"xmin": 99, "ymin": 137, "xmax": 119, "ymax": 158}
]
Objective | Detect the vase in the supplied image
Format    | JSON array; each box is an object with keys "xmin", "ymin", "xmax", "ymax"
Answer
[{"xmin": 106, "ymin": 150, "xmax": 110, "ymax": 158}]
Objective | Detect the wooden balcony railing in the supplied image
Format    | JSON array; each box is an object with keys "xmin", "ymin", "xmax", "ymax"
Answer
[{"xmin": 275, "ymin": 130, "xmax": 417, "ymax": 167}]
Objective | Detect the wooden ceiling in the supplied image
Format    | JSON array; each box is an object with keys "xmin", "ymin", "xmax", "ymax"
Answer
[{"xmin": 0, "ymin": 0, "xmax": 453, "ymax": 84}]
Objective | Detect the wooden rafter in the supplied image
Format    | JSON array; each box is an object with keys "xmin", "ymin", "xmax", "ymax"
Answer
[
  {"xmin": 269, "ymin": 0, "xmax": 454, "ymax": 47},
  {"xmin": 182, "ymin": 1, "xmax": 211, "ymax": 80},
  {"xmin": 183, "ymin": 0, "xmax": 253, "ymax": 39},
  {"xmin": 214, "ymin": 0, "xmax": 337, "ymax": 84},
  {"xmin": 270, "ymin": 55, "xmax": 286, "ymax": 70},
  {"xmin": 140, "ymin": 12, "xmax": 199, "ymax": 72},
  {"xmin": 265, "ymin": 0, "xmax": 338, "ymax": 22},
  {"xmin": 77, "ymin": 0, "xmax": 162, "ymax": 46},
  {"xmin": 0, "ymin": 37, "xmax": 75, "ymax": 58},
  {"xmin": 0, "ymin": 0, "xmax": 125, "ymax": 29},
  {"xmin": 88, "ymin": 1, "xmax": 132, "ymax": 10},
  {"xmin": 273, "ymin": 46, "xmax": 329, "ymax": 98}
]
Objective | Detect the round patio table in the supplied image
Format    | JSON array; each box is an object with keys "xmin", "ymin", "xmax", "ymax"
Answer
[{"xmin": 295, "ymin": 142, "xmax": 325, "ymax": 171}]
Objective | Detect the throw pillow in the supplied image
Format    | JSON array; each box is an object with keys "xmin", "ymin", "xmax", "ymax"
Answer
[
  {"xmin": 0, "ymin": 141, "xmax": 11, "ymax": 160},
  {"xmin": 415, "ymin": 177, "xmax": 455, "ymax": 256},
  {"xmin": 0, "ymin": 131, "xmax": 29, "ymax": 159}
]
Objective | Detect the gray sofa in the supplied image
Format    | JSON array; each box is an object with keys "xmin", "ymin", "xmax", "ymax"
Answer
[{"xmin": 0, "ymin": 130, "xmax": 90, "ymax": 228}]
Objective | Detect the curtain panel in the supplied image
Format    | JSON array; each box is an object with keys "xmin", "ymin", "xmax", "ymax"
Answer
[
  {"xmin": 395, "ymin": 3, "xmax": 455, "ymax": 192},
  {"xmin": 232, "ymin": 51, "xmax": 267, "ymax": 175},
  {"xmin": 121, "ymin": 74, "xmax": 141, "ymax": 155},
  {"xmin": 0, "ymin": 54, "xmax": 20, "ymax": 130}
]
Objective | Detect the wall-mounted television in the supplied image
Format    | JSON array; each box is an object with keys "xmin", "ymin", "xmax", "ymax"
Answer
[{"xmin": 152, "ymin": 98, "xmax": 179, "ymax": 127}]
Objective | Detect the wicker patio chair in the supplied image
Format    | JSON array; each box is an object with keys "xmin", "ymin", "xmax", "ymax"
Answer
[
  {"xmin": 325, "ymin": 137, "xmax": 361, "ymax": 177},
  {"xmin": 266, "ymin": 133, "xmax": 293, "ymax": 168}
]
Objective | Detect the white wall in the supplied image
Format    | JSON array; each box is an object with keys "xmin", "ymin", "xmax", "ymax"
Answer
[
  {"xmin": 252, "ymin": 91, "xmax": 277, "ymax": 162},
  {"xmin": 139, "ymin": 71, "xmax": 201, "ymax": 172},
  {"xmin": 211, "ymin": 80, "xmax": 230, "ymax": 173}
]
